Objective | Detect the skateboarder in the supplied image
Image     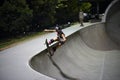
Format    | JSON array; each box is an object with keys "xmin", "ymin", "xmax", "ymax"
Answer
[{"xmin": 44, "ymin": 25, "xmax": 66, "ymax": 55}]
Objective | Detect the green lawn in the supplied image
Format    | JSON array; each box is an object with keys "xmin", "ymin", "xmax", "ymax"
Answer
[
  {"xmin": 0, "ymin": 22, "xmax": 78, "ymax": 51},
  {"xmin": 0, "ymin": 31, "xmax": 47, "ymax": 51}
]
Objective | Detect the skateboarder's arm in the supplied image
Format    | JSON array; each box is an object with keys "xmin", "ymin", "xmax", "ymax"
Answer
[{"xmin": 44, "ymin": 29, "xmax": 56, "ymax": 32}]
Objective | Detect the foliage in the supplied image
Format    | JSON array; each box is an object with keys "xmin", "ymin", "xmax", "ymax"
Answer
[
  {"xmin": 80, "ymin": 2, "xmax": 92, "ymax": 13},
  {"xmin": 0, "ymin": 0, "xmax": 32, "ymax": 37},
  {"xmin": 55, "ymin": 0, "xmax": 79, "ymax": 24},
  {"xmin": 0, "ymin": 0, "xmax": 92, "ymax": 38},
  {"xmin": 30, "ymin": 0, "xmax": 57, "ymax": 28}
]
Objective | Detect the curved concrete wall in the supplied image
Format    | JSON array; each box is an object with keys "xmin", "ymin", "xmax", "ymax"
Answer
[
  {"xmin": 30, "ymin": 23, "xmax": 120, "ymax": 80},
  {"xmin": 79, "ymin": 23, "xmax": 119, "ymax": 50},
  {"xmin": 29, "ymin": 0, "xmax": 120, "ymax": 80},
  {"xmin": 103, "ymin": 0, "xmax": 120, "ymax": 46}
]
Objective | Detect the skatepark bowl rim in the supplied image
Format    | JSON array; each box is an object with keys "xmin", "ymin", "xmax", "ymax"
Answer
[
  {"xmin": 29, "ymin": 22, "xmax": 120, "ymax": 80},
  {"xmin": 29, "ymin": 22, "xmax": 100, "ymax": 69}
]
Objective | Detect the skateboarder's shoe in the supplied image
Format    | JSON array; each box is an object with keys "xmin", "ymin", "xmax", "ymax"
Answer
[
  {"xmin": 46, "ymin": 50, "xmax": 54, "ymax": 56},
  {"xmin": 50, "ymin": 49, "xmax": 54, "ymax": 56},
  {"xmin": 52, "ymin": 46, "xmax": 57, "ymax": 52},
  {"xmin": 48, "ymin": 39, "xmax": 54, "ymax": 44}
]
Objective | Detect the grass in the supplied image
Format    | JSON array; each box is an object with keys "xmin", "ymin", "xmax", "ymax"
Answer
[
  {"xmin": 0, "ymin": 22, "xmax": 78, "ymax": 51},
  {"xmin": 0, "ymin": 31, "xmax": 47, "ymax": 51}
]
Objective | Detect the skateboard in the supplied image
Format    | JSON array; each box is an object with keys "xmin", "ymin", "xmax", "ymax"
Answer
[{"xmin": 45, "ymin": 39, "xmax": 54, "ymax": 56}]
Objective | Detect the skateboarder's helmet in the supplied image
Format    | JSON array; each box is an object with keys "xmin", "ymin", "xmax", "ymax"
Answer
[{"xmin": 55, "ymin": 25, "xmax": 61, "ymax": 31}]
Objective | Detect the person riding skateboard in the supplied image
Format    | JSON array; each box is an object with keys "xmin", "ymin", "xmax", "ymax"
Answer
[{"xmin": 44, "ymin": 25, "xmax": 66, "ymax": 56}]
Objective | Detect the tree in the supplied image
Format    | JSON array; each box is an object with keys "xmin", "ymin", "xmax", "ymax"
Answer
[
  {"xmin": 0, "ymin": 0, "xmax": 92, "ymax": 38},
  {"xmin": 0, "ymin": 0, "xmax": 32, "ymax": 37},
  {"xmin": 80, "ymin": 2, "xmax": 92, "ymax": 13},
  {"xmin": 30, "ymin": 0, "xmax": 57, "ymax": 29},
  {"xmin": 55, "ymin": 0, "xmax": 80, "ymax": 24}
]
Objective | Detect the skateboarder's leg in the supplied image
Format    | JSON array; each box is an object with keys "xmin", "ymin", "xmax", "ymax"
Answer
[
  {"xmin": 52, "ymin": 41, "xmax": 64, "ymax": 52},
  {"xmin": 51, "ymin": 44, "xmax": 59, "ymax": 54},
  {"xmin": 48, "ymin": 37, "xmax": 58, "ymax": 45},
  {"xmin": 48, "ymin": 44, "xmax": 59, "ymax": 56},
  {"xmin": 48, "ymin": 39, "xmax": 54, "ymax": 44}
]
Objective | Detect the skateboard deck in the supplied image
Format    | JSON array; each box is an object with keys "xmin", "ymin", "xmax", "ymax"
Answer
[{"xmin": 45, "ymin": 39, "xmax": 53, "ymax": 56}]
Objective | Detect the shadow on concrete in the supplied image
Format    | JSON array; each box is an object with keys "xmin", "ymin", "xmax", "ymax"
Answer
[{"xmin": 48, "ymin": 56, "xmax": 80, "ymax": 80}]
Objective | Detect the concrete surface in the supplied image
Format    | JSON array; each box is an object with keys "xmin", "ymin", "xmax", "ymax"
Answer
[
  {"xmin": 30, "ymin": 22, "xmax": 120, "ymax": 80},
  {"xmin": 0, "ymin": 23, "xmax": 91, "ymax": 80},
  {"xmin": 105, "ymin": 0, "xmax": 120, "ymax": 46},
  {"xmin": 0, "ymin": 0, "xmax": 120, "ymax": 80},
  {"xmin": 30, "ymin": 1, "xmax": 120, "ymax": 79}
]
